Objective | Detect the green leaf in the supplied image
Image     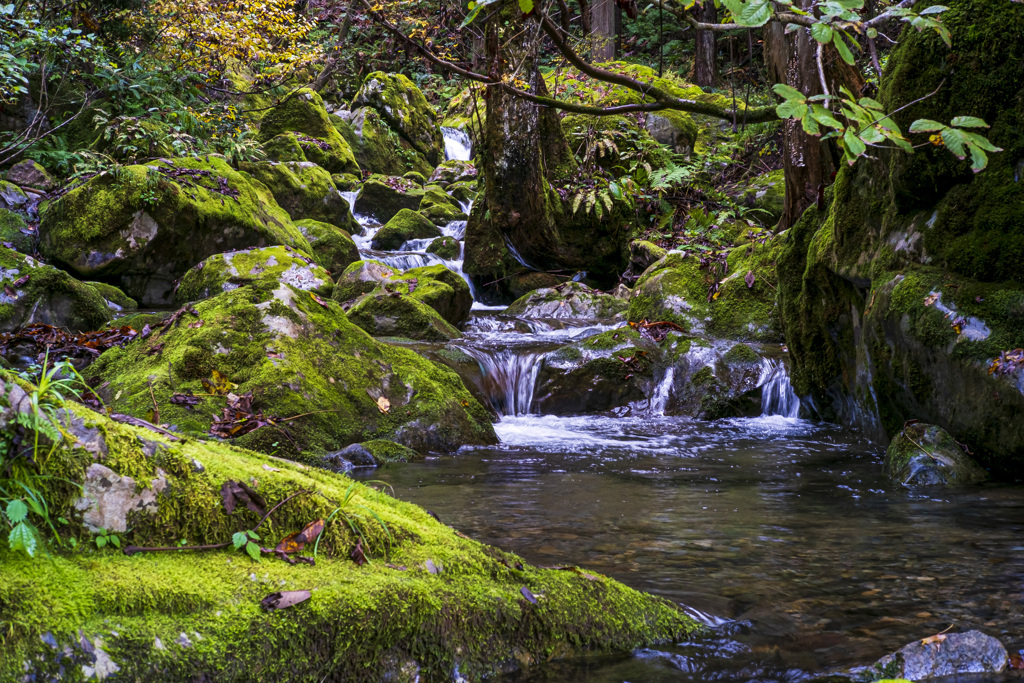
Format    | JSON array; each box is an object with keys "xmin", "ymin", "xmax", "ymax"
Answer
[
  {"xmin": 962, "ymin": 131, "xmax": 1002, "ymax": 153},
  {"xmin": 739, "ymin": 0, "xmax": 773, "ymax": 26},
  {"xmin": 5, "ymin": 499, "xmax": 27, "ymax": 524},
  {"xmin": 843, "ymin": 129, "xmax": 867, "ymax": 161},
  {"xmin": 908, "ymin": 119, "xmax": 946, "ymax": 133},
  {"xmin": 965, "ymin": 141, "xmax": 990, "ymax": 173},
  {"xmin": 810, "ymin": 104, "xmax": 844, "ymax": 129},
  {"xmin": 919, "ymin": 4, "xmax": 948, "ymax": 14},
  {"xmin": 950, "ymin": 116, "xmax": 988, "ymax": 129},
  {"xmin": 247, "ymin": 530, "xmax": 260, "ymax": 541},
  {"xmin": 940, "ymin": 127, "xmax": 967, "ymax": 159},
  {"xmin": 858, "ymin": 97, "xmax": 884, "ymax": 111},
  {"xmin": 232, "ymin": 531, "xmax": 247, "ymax": 550},
  {"xmin": 517, "ymin": 0, "xmax": 534, "ymax": 13},
  {"xmin": 772, "ymin": 83, "xmax": 804, "ymax": 100},
  {"xmin": 776, "ymin": 100, "xmax": 808, "ymax": 120},
  {"xmin": 832, "ymin": 32, "xmax": 855, "ymax": 65},
  {"xmin": 245, "ymin": 540, "xmax": 261, "ymax": 562},
  {"xmin": 810, "ymin": 22, "xmax": 833, "ymax": 44},
  {"xmin": 110, "ymin": 535, "xmax": 121, "ymax": 549},
  {"xmin": 801, "ymin": 113, "xmax": 821, "ymax": 136},
  {"xmin": 8, "ymin": 521, "xmax": 36, "ymax": 557},
  {"xmin": 460, "ymin": 0, "xmax": 500, "ymax": 28}
]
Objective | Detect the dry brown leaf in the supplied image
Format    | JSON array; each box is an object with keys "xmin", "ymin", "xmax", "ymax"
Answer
[{"xmin": 376, "ymin": 396, "xmax": 390, "ymax": 414}]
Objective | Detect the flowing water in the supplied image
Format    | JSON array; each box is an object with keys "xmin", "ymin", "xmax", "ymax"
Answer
[{"xmin": 348, "ymin": 130, "xmax": 1024, "ymax": 681}]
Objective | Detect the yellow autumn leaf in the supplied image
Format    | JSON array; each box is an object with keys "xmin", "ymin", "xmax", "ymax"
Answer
[{"xmin": 376, "ymin": 396, "xmax": 391, "ymax": 414}]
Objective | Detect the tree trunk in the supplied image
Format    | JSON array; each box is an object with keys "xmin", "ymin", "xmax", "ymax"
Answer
[
  {"xmin": 590, "ymin": 0, "xmax": 616, "ymax": 61},
  {"xmin": 693, "ymin": 1, "xmax": 717, "ymax": 87}
]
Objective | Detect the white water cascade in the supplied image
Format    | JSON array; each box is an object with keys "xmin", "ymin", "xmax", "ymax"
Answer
[
  {"xmin": 456, "ymin": 346, "xmax": 544, "ymax": 417},
  {"xmin": 442, "ymin": 126, "xmax": 472, "ymax": 161},
  {"xmin": 760, "ymin": 361, "xmax": 801, "ymax": 418},
  {"xmin": 649, "ymin": 367, "xmax": 676, "ymax": 416}
]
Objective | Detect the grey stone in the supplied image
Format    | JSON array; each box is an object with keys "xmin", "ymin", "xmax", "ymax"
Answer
[
  {"xmin": 74, "ymin": 464, "xmax": 168, "ymax": 533},
  {"xmin": 334, "ymin": 443, "xmax": 379, "ymax": 468},
  {"xmin": 7, "ymin": 160, "xmax": 55, "ymax": 191},
  {"xmin": 872, "ymin": 630, "xmax": 1007, "ymax": 680},
  {"xmin": 884, "ymin": 423, "xmax": 988, "ymax": 487}
]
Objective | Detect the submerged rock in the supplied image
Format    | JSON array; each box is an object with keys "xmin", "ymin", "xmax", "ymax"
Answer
[
  {"xmin": 174, "ymin": 246, "xmax": 333, "ymax": 305},
  {"xmin": 505, "ymin": 281, "xmax": 628, "ymax": 320},
  {"xmin": 39, "ymin": 157, "xmax": 311, "ymax": 305},
  {"xmin": 325, "ymin": 439, "xmax": 421, "ymax": 469},
  {"xmin": 89, "ymin": 283, "xmax": 493, "ymax": 455},
  {"xmin": 0, "ymin": 373, "xmax": 700, "ymax": 681},
  {"xmin": 0, "ymin": 246, "xmax": 112, "ymax": 332},
  {"xmin": 884, "ymin": 423, "xmax": 987, "ymax": 486},
  {"xmin": 867, "ymin": 630, "xmax": 1006, "ymax": 680}
]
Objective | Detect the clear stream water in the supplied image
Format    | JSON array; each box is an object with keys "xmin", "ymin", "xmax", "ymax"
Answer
[{"xmin": 345, "ymin": 132, "xmax": 1024, "ymax": 682}]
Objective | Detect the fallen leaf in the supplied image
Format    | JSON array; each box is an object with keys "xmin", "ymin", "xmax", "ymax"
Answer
[
  {"xmin": 921, "ymin": 633, "xmax": 947, "ymax": 645},
  {"xmin": 923, "ymin": 293, "xmax": 940, "ymax": 306},
  {"xmin": 220, "ymin": 480, "xmax": 267, "ymax": 517},
  {"xmin": 12, "ymin": 274, "xmax": 29, "ymax": 288},
  {"xmin": 260, "ymin": 590, "xmax": 311, "ymax": 611},
  {"xmin": 376, "ymin": 396, "xmax": 390, "ymax": 414},
  {"xmin": 202, "ymin": 369, "xmax": 236, "ymax": 396},
  {"xmin": 520, "ymin": 586, "xmax": 538, "ymax": 604},
  {"xmin": 350, "ymin": 540, "xmax": 367, "ymax": 566},
  {"xmin": 170, "ymin": 390, "xmax": 201, "ymax": 410},
  {"xmin": 744, "ymin": 270, "xmax": 755, "ymax": 288},
  {"xmin": 275, "ymin": 519, "xmax": 325, "ymax": 555},
  {"xmin": 310, "ymin": 293, "xmax": 329, "ymax": 308}
]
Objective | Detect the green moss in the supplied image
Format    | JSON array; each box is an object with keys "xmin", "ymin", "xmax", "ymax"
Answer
[
  {"xmin": 0, "ymin": 208, "xmax": 32, "ymax": 253},
  {"xmin": 371, "ymin": 209, "xmax": 441, "ymax": 250},
  {"xmin": 357, "ymin": 176, "xmax": 426, "ymax": 224},
  {"xmin": 261, "ymin": 132, "xmax": 307, "ymax": 163},
  {"xmin": 174, "ymin": 246, "xmax": 333, "ymax": 305},
  {"xmin": 352, "ymin": 72, "xmax": 445, "ymax": 166},
  {"xmin": 258, "ymin": 88, "xmax": 359, "ymax": 175},
  {"xmin": 360, "ymin": 439, "xmax": 421, "ymax": 463},
  {"xmin": 294, "ymin": 218, "xmax": 360, "ymax": 275},
  {"xmin": 400, "ymin": 265, "xmax": 473, "ymax": 326},
  {"xmin": 89, "ymin": 283, "xmax": 493, "ymax": 456},
  {"xmin": 0, "ymin": 247, "xmax": 112, "ymax": 332},
  {"xmin": 239, "ymin": 160, "xmax": 357, "ymax": 230},
  {"xmin": 332, "ymin": 260, "xmax": 397, "ymax": 304},
  {"xmin": 85, "ymin": 282, "xmax": 137, "ymax": 311},
  {"xmin": 426, "ymin": 236, "xmax": 460, "ymax": 260},
  {"xmin": 346, "ymin": 291, "xmax": 461, "ymax": 342},
  {"xmin": 347, "ymin": 106, "xmax": 433, "ymax": 177},
  {"xmin": 722, "ymin": 343, "xmax": 760, "ymax": 365}
]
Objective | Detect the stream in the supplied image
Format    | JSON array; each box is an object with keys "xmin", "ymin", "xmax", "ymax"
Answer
[{"xmin": 342, "ymin": 131, "xmax": 1024, "ymax": 682}]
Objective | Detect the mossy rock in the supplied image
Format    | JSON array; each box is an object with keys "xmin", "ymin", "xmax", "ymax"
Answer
[
  {"xmin": 363, "ymin": 438, "xmax": 422, "ymax": 464},
  {"xmin": 115, "ymin": 311, "xmax": 170, "ymax": 330},
  {"xmin": 626, "ymin": 240, "xmax": 668, "ymax": 278},
  {"xmin": 345, "ymin": 290, "xmax": 461, "ymax": 342},
  {"xmin": 294, "ymin": 218, "xmax": 360, "ymax": 275},
  {"xmin": 84, "ymin": 281, "xmax": 137, "ymax": 312},
  {"xmin": 733, "ymin": 169, "xmax": 785, "ymax": 225},
  {"xmin": 0, "ymin": 372, "xmax": 700, "ymax": 681},
  {"xmin": 0, "ymin": 207, "xmax": 32, "ymax": 253},
  {"xmin": 89, "ymin": 283, "xmax": 493, "ymax": 455},
  {"xmin": 174, "ymin": 246, "xmax": 333, "ymax": 305},
  {"xmin": 421, "ymin": 203, "xmax": 466, "ymax": 226},
  {"xmin": 371, "ymin": 209, "xmax": 441, "ymax": 250},
  {"xmin": 447, "ymin": 180, "xmax": 477, "ymax": 205},
  {"xmin": 0, "ymin": 247, "xmax": 113, "ymax": 332},
  {"xmin": 357, "ymin": 175, "xmax": 425, "ymax": 224},
  {"xmin": 257, "ymin": 88, "xmax": 359, "ymax": 175},
  {"xmin": 239, "ymin": 160, "xmax": 358, "ymax": 231},
  {"xmin": 331, "ymin": 173, "xmax": 361, "ymax": 192},
  {"xmin": 403, "ymin": 171, "xmax": 426, "ymax": 184},
  {"xmin": 645, "ymin": 111, "xmax": 699, "ymax": 157},
  {"xmin": 426, "ymin": 236, "xmax": 460, "ymax": 260},
  {"xmin": 428, "ymin": 160, "xmax": 478, "ymax": 186},
  {"xmin": 347, "ymin": 106, "xmax": 434, "ymax": 178},
  {"xmin": 440, "ymin": 85, "xmax": 486, "ymax": 140},
  {"xmin": 561, "ymin": 114, "xmax": 670, "ymax": 178},
  {"xmin": 884, "ymin": 423, "xmax": 988, "ymax": 486},
  {"xmin": 352, "ymin": 72, "xmax": 445, "ymax": 166},
  {"xmin": 0, "ymin": 180, "xmax": 28, "ymax": 210},
  {"xmin": 332, "ymin": 259, "xmax": 398, "ymax": 303},
  {"xmin": 39, "ymin": 157, "xmax": 312, "ymax": 306},
  {"xmin": 506, "ymin": 281, "xmax": 628, "ymax": 319},
  {"xmin": 420, "ymin": 185, "xmax": 459, "ymax": 212},
  {"xmin": 261, "ymin": 132, "xmax": 308, "ymax": 163},
  {"xmin": 401, "ymin": 264, "xmax": 473, "ymax": 326},
  {"xmin": 6, "ymin": 159, "xmax": 54, "ymax": 191}
]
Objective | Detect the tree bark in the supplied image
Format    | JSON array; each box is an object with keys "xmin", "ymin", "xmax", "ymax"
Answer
[
  {"xmin": 590, "ymin": 0, "xmax": 616, "ymax": 61},
  {"xmin": 693, "ymin": 1, "xmax": 717, "ymax": 87}
]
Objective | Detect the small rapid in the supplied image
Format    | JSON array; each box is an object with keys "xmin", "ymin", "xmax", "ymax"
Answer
[{"xmin": 760, "ymin": 359, "xmax": 801, "ymax": 418}]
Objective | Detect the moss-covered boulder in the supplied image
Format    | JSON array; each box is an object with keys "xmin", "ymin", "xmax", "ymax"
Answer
[
  {"xmin": 6, "ymin": 159, "xmax": 54, "ymax": 191},
  {"xmin": 0, "ymin": 207, "xmax": 32, "ymax": 253},
  {"xmin": 345, "ymin": 106, "xmax": 434, "ymax": 177},
  {"xmin": 346, "ymin": 290, "xmax": 461, "ymax": 342},
  {"xmin": 0, "ymin": 368, "xmax": 700, "ymax": 681},
  {"xmin": 561, "ymin": 114, "xmax": 671, "ymax": 178},
  {"xmin": 174, "ymin": 246, "xmax": 333, "ymax": 305},
  {"xmin": 506, "ymin": 281, "xmax": 628, "ymax": 320},
  {"xmin": 39, "ymin": 157, "xmax": 312, "ymax": 305},
  {"xmin": 258, "ymin": 88, "xmax": 359, "ymax": 175},
  {"xmin": 777, "ymin": 0, "xmax": 1024, "ymax": 476},
  {"xmin": 294, "ymin": 218, "xmax": 359, "ymax": 275},
  {"xmin": 238, "ymin": 160, "xmax": 358, "ymax": 231},
  {"xmin": 332, "ymin": 259, "xmax": 397, "ymax": 303},
  {"xmin": 628, "ymin": 238, "xmax": 782, "ymax": 342},
  {"xmin": 0, "ymin": 247, "xmax": 112, "ymax": 332},
  {"xmin": 426, "ymin": 235, "xmax": 460, "ymax": 260},
  {"xmin": 732, "ymin": 169, "xmax": 785, "ymax": 225},
  {"xmin": 447, "ymin": 180, "xmax": 477, "ymax": 205},
  {"xmin": 90, "ymin": 283, "xmax": 493, "ymax": 455},
  {"xmin": 418, "ymin": 185, "xmax": 466, "ymax": 225},
  {"xmin": 399, "ymin": 264, "xmax": 473, "ymax": 326},
  {"xmin": 357, "ymin": 175, "xmax": 425, "ymax": 224},
  {"xmin": 645, "ymin": 111, "xmax": 699, "ymax": 157},
  {"xmin": 261, "ymin": 132, "xmax": 307, "ymax": 163},
  {"xmin": 325, "ymin": 438, "xmax": 423, "ymax": 469},
  {"xmin": 0, "ymin": 180, "xmax": 28, "ymax": 210},
  {"xmin": 883, "ymin": 423, "xmax": 988, "ymax": 486},
  {"xmin": 352, "ymin": 72, "xmax": 445, "ymax": 166},
  {"xmin": 428, "ymin": 160, "xmax": 478, "ymax": 186},
  {"xmin": 440, "ymin": 85, "xmax": 486, "ymax": 140},
  {"xmin": 371, "ymin": 208, "xmax": 441, "ymax": 250},
  {"xmin": 85, "ymin": 281, "xmax": 137, "ymax": 312}
]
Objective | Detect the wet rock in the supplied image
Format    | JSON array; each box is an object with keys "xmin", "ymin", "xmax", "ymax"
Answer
[
  {"xmin": 352, "ymin": 72, "xmax": 445, "ymax": 166},
  {"xmin": 39, "ymin": 156, "xmax": 312, "ymax": 305},
  {"xmin": 0, "ymin": 180, "xmax": 28, "ymax": 210},
  {"xmin": 74, "ymin": 463, "xmax": 168, "ymax": 533},
  {"xmin": 174, "ymin": 246, "xmax": 332, "ymax": 305},
  {"xmin": 357, "ymin": 175, "xmax": 425, "ymax": 224},
  {"xmin": 0, "ymin": 246, "xmax": 113, "ymax": 332},
  {"xmin": 428, "ymin": 160, "xmax": 477, "ymax": 186},
  {"xmin": 505, "ymin": 281, "xmax": 628, "ymax": 320},
  {"xmin": 426, "ymin": 236, "xmax": 460, "ymax": 260},
  {"xmin": 884, "ymin": 423, "xmax": 988, "ymax": 486},
  {"xmin": 399, "ymin": 264, "xmax": 473, "ymax": 326},
  {"xmin": 330, "ymin": 443, "xmax": 377, "ymax": 468},
  {"xmin": 869, "ymin": 630, "xmax": 1006, "ymax": 680},
  {"xmin": 371, "ymin": 209, "xmax": 440, "ymax": 250},
  {"xmin": 257, "ymin": 88, "xmax": 359, "ymax": 175},
  {"xmin": 327, "ymin": 440, "xmax": 421, "ymax": 468},
  {"xmin": 239, "ymin": 160, "xmax": 358, "ymax": 230},
  {"xmin": 6, "ymin": 160, "xmax": 54, "ymax": 191},
  {"xmin": 419, "ymin": 185, "xmax": 467, "ymax": 225},
  {"xmin": 294, "ymin": 218, "xmax": 360, "ymax": 275},
  {"xmin": 346, "ymin": 290, "xmax": 461, "ymax": 341},
  {"xmin": 332, "ymin": 259, "xmax": 397, "ymax": 303},
  {"xmin": 447, "ymin": 180, "xmax": 477, "ymax": 205},
  {"xmin": 85, "ymin": 281, "xmax": 138, "ymax": 312}
]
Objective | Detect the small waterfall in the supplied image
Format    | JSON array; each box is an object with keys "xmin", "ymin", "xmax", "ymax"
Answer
[
  {"xmin": 379, "ymin": 253, "xmax": 438, "ymax": 271},
  {"xmin": 458, "ymin": 346, "xmax": 543, "ymax": 417},
  {"xmin": 442, "ymin": 127, "xmax": 473, "ymax": 161},
  {"xmin": 443, "ymin": 221, "xmax": 467, "ymax": 241},
  {"xmin": 649, "ymin": 367, "xmax": 675, "ymax": 416},
  {"xmin": 760, "ymin": 361, "xmax": 801, "ymax": 418}
]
